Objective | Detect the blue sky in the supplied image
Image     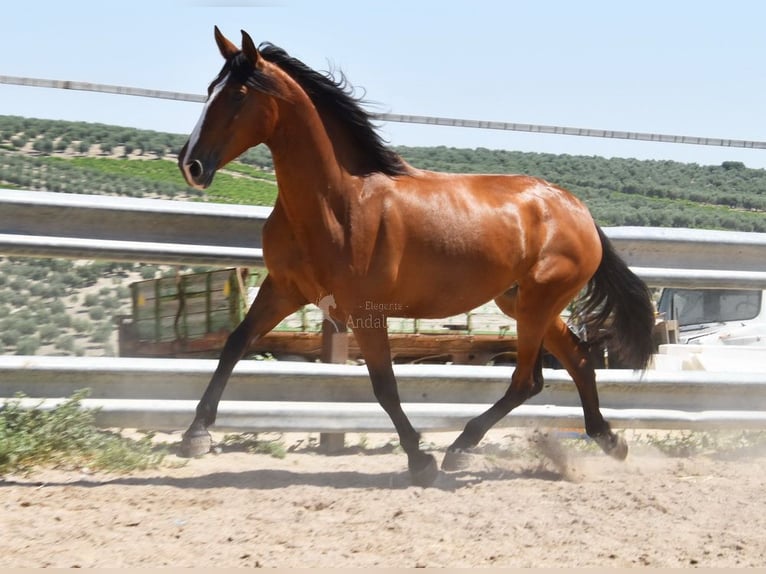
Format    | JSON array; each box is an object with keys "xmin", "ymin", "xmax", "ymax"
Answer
[{"xmin": 2, "ymin": 0, "xmax": 766, "ymax": 168}]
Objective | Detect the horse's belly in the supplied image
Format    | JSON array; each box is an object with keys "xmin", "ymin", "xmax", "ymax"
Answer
[{"xmin": 387, "ymin": 258, "xmax": 518, "ymax": 319}]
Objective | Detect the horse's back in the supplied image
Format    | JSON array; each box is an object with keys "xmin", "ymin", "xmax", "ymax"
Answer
[{"xmin": 381, "ymin": 169, "xmax": 600, "ymax": 257}]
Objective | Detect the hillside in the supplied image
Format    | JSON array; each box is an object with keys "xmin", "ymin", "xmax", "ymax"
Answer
[
  {"xmin": 2, "ymin": 114, "xmax": 765, "ymax": 230},
  {"xmin": 0, "ymin": 114, "xmax": 764, "ymax": 359}
]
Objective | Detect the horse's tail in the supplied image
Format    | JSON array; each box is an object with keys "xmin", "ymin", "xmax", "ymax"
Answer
[{"xmin": 576, "ymin": 225, "xmax": 655, "ymax": 369}]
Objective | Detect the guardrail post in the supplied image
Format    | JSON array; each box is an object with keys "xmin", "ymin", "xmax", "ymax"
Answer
[
  {"xmin": 319, "ymin": 318, "xmax": 349, "ymax": 453},
  {"xmin": 321, "ymin": 319, "xmax": 349, "ymax": 364}
]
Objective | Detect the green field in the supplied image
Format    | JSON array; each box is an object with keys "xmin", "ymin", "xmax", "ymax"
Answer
[{"xmin": 64, "ymin": 156, "xmax": 279, "ymax": 205}]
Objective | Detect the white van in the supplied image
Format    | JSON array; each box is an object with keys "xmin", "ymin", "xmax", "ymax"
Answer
[{"xmin": 656, "ymin": 288, "xmax": 766, "ymax": 346}]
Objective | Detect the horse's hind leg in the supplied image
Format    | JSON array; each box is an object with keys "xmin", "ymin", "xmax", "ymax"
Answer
[
  {"xmin": 181, "ymin": 276, "xmax": 305, "ymax": 456},
  {"xmin": 542, "ymin": 317, "xmax": 627, "ymax": 459},
  {"xmin": 442, "ymin": 285, "xmax": 553, "ymax": 470}
]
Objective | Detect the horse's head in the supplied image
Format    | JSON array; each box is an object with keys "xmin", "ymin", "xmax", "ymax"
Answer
[{"xmin": 179, "ymin": 27, "xmax": 281, "ymax": 189}]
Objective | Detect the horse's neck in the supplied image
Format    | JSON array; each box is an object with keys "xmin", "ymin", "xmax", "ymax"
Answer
[{"xmin": 267, "ymin": 100, "xmax": 355, "ymax": 244}]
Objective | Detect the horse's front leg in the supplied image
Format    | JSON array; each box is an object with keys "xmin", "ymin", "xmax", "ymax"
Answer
[
  {"xmin": 181, "ymin": 276, "xmax": 305, "ymax": 456},
  {"xmin": 353, "ymin": 325, "xmax": 439, "ymax": 487}
]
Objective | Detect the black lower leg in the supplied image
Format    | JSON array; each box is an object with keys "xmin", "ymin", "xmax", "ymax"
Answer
[
  {"xmin": 448, "ymin": 391, "xmax": 527, "ymax": 454},
  {"xmin": 371, "ymin": 372, "xmax": 438, "ymax": 486},
  {"xmin": 448, "ymin": 349, "xmax": 545, "ymax": 454},
  {"xmin": 531, "ymin": 349, "xmax": 545, "ymax": 395},
  {"xmin": 354, "ymin": 326, "xmax": 440, "ymax": 486},
  {"xmin": 181, "ymin": 327, "xmax": 250, "ymax": 456},
  {"xmin": 441, "ymin": 346, "xmax": 547, "ymax": 473},
  {"xmin": 565, "ymin": 334, "xmax": 628, "ymax": 461}
]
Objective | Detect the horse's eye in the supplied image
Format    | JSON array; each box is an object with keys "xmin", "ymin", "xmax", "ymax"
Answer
[{"xmin": 231, "ymin": 88, "xmax": 247, "ymax": 102}]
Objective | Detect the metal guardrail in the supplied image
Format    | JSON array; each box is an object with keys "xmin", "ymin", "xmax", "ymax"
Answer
[
  {"xmin": 0, "ymin": 233, "xmax": 263, "ymax": 268},
  {"xmin": 2, "ymin": 188, "xmax": 766, "ymax": 287},
  {"xmin": 606, "ymin": 226, "xmax": 766, "ymax": 272},
  {"xmin": 0, "ymin": 188, "xmax": 271, "ymax": 247},
  {"xmin": 0, "ymin": 188, "xmax": 267, "ymax": 266},
  {"xmin": 2, "ymin": 356, "xmax": 766, "ymax": 432},
  {"xmin": 9, "ymin": 397, "xmax": 766, "ymax": 433}
]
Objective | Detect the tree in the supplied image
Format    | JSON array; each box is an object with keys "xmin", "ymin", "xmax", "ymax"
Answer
[
  {"xmin": 15, "ymin": 335, "xmax": 40, "ymax": 355},
  {"xmin": 1, "ymin": 329, "xmax": 20, "ymax": 346},
  {"xmin": 55, "ymin": 334, "xmax": 76, "ymax": 353},
  {"xmin": 39, "ymin": 323, "xmax": 60, "ymax": 343},
  {"xmin": 33, "ymin": 138, "xmax": 54, "ymax": 154},
  {"xmin": 88, "ymin": 306, "xmax": 106, "ymax": 321}
]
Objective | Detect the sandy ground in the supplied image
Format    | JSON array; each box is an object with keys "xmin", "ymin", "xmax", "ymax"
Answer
[{"xmin": 2, "ymin": 428, "xmax": 766, "ymax": 568}]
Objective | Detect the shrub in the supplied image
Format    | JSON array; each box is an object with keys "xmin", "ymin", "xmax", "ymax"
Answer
[
  {"xmin": 90, "ymin": 322, "xmax": 113, "ymax": 343},
  {"xmin": 8, "ymin": 292, "xmax": 27, "ymax": 307},
  {"xmin": 51, "ymin": 312, "xmax": 71, "ymax": 329},
  {"xmin": 0, "ymin": 390, "xmax": 167, "ymax": 475},
  {"xmin": 38, "ymin": 323, "xmax": 60, "ymax": 343},
  {"xmin": 34, "ymin": 283, "xmax": 66, "ymax": 299},
  {"xmin": 71, "ymin": 317, "xmax": 92, "ymax": 334},
  {"xmin": 32, "ymin": 138, "xmax": 54, "ymax": 154},
  {"xmin": 0, "ymin": 329, "xmax": 20, "ymax": 347},
  {"xmin": 49, "ymin": 300, "xmax": 66, "ymax": 314},
  {"xmin": 139, "ymin": 266, "xmax": 159, "ymax": 280},
  {"xmin": 55, "ymin": 333, "xmax": 75, "ymax": 352},
  {"xmin": 16, "ymin": 318, "xmax": 38, "ymax": 336},
  {"xmin": 83, "ymin": 293, "xmax": 99, "ymax": 307},
  {"xmin": 8, "ymin": 277, "xmax": 30, "ymax": 291},
  {"xmin": 29, "ymin": 283, "xmax": 48, "ymax": 297},
  {"xmin": 58, "ymin": 272, "xmax": 84, "ymax": 288},
  {"xmin": 15, "ymin": 335, "xmax": 40, "ymax": 355},
  {"xmin": 100, "ymin": 296, "xmax": 121, "ymax": 310},
  {"xmin": 33, "ymin": 307, "xmax": 51, "ymax": 323},
  {"xmin": 88, "ymin": 306, "xmax": 105, "ymax": 321}
]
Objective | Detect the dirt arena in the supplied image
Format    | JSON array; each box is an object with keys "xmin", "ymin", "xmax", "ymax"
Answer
[{"xmin": 2, "ymin": 428, "xmax": 765, "ymax": 568}]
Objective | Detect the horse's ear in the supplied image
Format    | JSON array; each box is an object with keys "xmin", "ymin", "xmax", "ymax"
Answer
[
  {"xmin": 241, "ymin": 30, "xmax": 260, "ymax": 65},
  {"xmin": 214, "ymin": 26, "xmax": 239, "ymax": 60}
]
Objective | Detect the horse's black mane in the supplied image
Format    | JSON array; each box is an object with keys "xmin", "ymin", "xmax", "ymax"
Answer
[{"xmin": 218, "ymin": 43, "xmax": 408, "ymax": 177}]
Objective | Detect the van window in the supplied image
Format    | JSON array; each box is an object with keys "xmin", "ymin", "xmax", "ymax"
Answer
[{"xmin": 661, "ymin": 289, "xmax": 761, "ymax": 327}]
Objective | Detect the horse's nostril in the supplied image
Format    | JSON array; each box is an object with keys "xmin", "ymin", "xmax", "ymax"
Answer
[{"xmin": 188, "ymin": 160, "xmax": 204, "ymax": 180}]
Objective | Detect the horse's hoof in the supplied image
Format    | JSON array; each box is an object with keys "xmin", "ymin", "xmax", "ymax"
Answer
[
  {"xmin": 180, "ymin": 429, "xmax": 212, "ymax": 458},
  {"xmin": 441, "ymin": 449, "xmax": 473, "ymax": 472},
  {"xmin": 608, "ymin": 434, "xmax": 628, "ymax": 460},
  {"xmin": 595, "ymin": 432, "xmax": 628, "ymax": 461},
  {"xmin": 409, "ymin": 454, "xmax": 439, "ymax": 487}
]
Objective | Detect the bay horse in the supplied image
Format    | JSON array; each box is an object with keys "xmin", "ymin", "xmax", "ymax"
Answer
[{"xmin": 178, "ymin": 27, "xmax": 655, "ymax": 486}]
